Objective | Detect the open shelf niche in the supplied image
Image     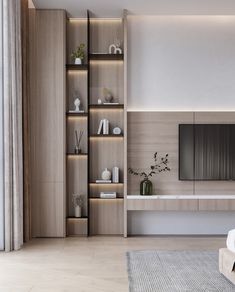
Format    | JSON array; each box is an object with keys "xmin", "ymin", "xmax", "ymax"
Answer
[
  {"xmin": 88, "ymin": 11, "xmax": 126, "ymax": 235},
  {"xmin": 66, "ymin": 17, "xmax": 89, "ymax": 236}
]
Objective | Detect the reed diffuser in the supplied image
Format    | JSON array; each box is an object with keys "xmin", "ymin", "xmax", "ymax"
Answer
[{"xmin": 74, "ymin": 130, "xmax": 83, "ymax": 154}]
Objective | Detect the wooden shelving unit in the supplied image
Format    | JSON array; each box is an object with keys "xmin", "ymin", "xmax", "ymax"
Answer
[
  {"xmin": 65, "ymin": 11, "xmax": 127, "ymax": 237},
  {"xmin": 66, "ymin": 17, "xmax": 89, "ymax": 236},
  {"xmin": 88, "ymin": 12, "xmax": 125, "ymax": 236}
]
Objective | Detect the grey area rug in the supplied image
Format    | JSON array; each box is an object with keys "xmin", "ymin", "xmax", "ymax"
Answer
[{"xmin": 126, "ymin": 250, "xmax": 235, "ymax": 292}]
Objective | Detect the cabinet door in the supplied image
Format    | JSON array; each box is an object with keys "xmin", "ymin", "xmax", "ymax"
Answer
[
  {"xmin": 29, "ymin": 10, "xmax": 66, "ymax": 237},
  {"xmin": 90, "ymin": 199, "xmax": 123, "ymax": 235},
  {"xmin": 199, "ymin": 199, "xmax": 235, "ymax": 211}
]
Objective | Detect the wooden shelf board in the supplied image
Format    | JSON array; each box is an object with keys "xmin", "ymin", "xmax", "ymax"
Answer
[
  {"xmin": 89, "ymin": 197, "xmax": 124, "ymax": 200},
  {"xmin": 89, "ymin": 104, "xmax": 124, "ymax": 109},
  {"xmin": 66, "ymin": 112, "xmax": 88, "ymax": 116},
  {"xmin": 66, "ymin": 153, "xmax": 88, "ymax": 156},
  {"xmin": 90, "ymin": 134, "xmax": 123, "ymax": 138},
  {"xmin": 67, "ymin": 216, "xmax": 88, "ymax": 219},
  {"xmin": 89, "ymin": 54, "xmax": 124, "ymax": 61},
  {"xmin": 90, "ymin": 182, "xmax": 124, "ymax": 185},
  {"xmin": 66, "ymin": 64, "xmax": 88, "ymax": 70}
]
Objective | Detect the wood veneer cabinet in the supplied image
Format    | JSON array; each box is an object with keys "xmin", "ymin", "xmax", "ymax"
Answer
[{"xmin": 29, "ymin": 10, "xmax": 66, "ymax": 237}]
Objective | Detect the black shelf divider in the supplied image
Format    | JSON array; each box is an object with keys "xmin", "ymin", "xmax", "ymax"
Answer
[
  {"xmin": 89, "ymin": 198, "xmax": 124, "ymax": 200},
  {"xmin": 66, "ymin": 112, "xmax": 88, "ymax": 116},
  {"xmin": 66, "ymin": 153, "xmax": 88, "ymax": 156},
  {"xmin": 89, "ymin": 104, "xmax": 124, "ymax": 109},
  {"xmin": 89, "ymin": 182, "xmax": 124, "ymax": 185},
  {"xmin": 87, "ymin": 9, "xmax": 91, "ymax": 237},
  {"xmin": 89, "ymin": 54, "xmax": 124, "ymax": 61},
  {"xmin": 67, "ymin": 216, "xmax": 88, "ymax": 219},
  {"xmin": 90, "ymin": 134, "xmax": 124, "ymax": 138},
  {"xmin": 66, "ymin": 64, "xmax": 88, "ymax": 70}
]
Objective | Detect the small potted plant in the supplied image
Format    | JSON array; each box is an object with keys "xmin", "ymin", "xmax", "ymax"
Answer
[
  {"xmin": 71, "ymin": 43, "xmax": 85, "ymax": 65},
  {"xmin": 128, "ymin": 152, "xmax": 170, "ymax": 196},
  {"xmin": 72, "ymin": 194, "xmax": 84, "ymax": 217}
]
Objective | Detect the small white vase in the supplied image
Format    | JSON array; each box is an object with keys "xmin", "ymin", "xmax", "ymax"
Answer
[
  {"xmin": 75, "ymin": 205, "xmax": 82, "ymax": 218},
  {"xmin": 75, "ymin": 58, "xmax": 82, "ymax": 65},
  {"xmin": 102, "ymin": 168, "xmax": 111, "ymax": 180}
]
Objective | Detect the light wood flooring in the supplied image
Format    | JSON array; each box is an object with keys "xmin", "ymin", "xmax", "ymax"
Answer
[{"xmin": 0, "ymin": 236, "xmax": 226, "ymax": 292}]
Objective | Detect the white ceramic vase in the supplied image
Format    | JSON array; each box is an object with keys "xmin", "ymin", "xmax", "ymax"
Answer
[
  {"xmin": 75, "ymin": 205, "xmax": 82, "ymax": 218},
  {"xmin": 102, "ymin": 168, "xmax": 111, "ymax": 180},
  {"xmin": 75, "ymin": 58, "xmax": 82, "ymax": 65}
]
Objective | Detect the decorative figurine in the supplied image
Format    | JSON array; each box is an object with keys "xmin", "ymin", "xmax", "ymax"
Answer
[
  {"xmin": 74, "ymin": 97, "xmax": 81, "ymax": 112},
  {"xmin": 113, "ymin": 127, "xmax": 122, "ymax": 135},
  {"xmin": 108, "ymin": 43, "xmax": 122, "ymax": 54}
]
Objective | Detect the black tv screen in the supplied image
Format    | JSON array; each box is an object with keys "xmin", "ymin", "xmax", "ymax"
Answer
[{"xmin": 179, "ymin": 124, "xmax": 235, "ymax": 180}]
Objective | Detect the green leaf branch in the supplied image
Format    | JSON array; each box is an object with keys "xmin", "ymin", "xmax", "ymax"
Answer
[{"xmin": 128, "ymin": 152, "xmax": 170, "ymax": 180}]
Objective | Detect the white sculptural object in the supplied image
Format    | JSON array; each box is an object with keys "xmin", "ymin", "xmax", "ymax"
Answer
[
  {"xmin": 108, "ymin": 44, "xmax": 122, "ymax": 54},
  {"xmin": 109, "ymin": 44, "xmax": 116, "ymax": 54},
  {"xmin": 74, "ymin": 97, "xmax": 81, "ymax": 112}
]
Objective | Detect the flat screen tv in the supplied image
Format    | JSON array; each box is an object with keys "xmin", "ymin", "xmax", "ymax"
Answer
[{"xmin": 179, "ymin": 124, "xmax": 235, "ymax": 180}]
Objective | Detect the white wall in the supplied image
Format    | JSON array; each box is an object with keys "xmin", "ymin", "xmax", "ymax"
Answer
[
  {"xmin": 128, "ymin": 15, "xmax": 235, "ymax": 111},
  {"xmin": 127, "ymin": 15, "xmax": 235, "ymax": 235}
]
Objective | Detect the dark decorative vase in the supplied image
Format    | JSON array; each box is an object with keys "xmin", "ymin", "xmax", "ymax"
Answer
[{"xmin": 140, "ymin": 179, "xmax": 153, "ymax": 195}]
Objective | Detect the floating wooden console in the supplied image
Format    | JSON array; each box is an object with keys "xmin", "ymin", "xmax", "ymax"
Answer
[{"xmin": 127, "ymin": 195, "xmax": 235, "ymax": 211}]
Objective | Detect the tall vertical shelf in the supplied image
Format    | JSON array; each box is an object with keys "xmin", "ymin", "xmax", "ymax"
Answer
[
  {"xmin": 88, "ymin": 12, "xmax": 125, "ymax": 235},
  {"xmin": 66, "ymin": 18, "xmax": 89, "ymax": 236},
  {"xmin": 65, "ymin": 11, "xmax": 126, "ymax": 236}
]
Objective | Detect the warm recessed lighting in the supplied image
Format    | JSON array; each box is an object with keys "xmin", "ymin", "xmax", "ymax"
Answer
[
  {"xmin": 90, "ymin": 18, "xmax": 122, "ymax": 23},
  {"xmin": 67, "ymin": 70, "xmax": 87, "ymax": 75},
  {"xmin": 67, "ymin": 116, "xmax": 87, "ymax": 121},
  {"xmin": 68, "ymin": 18, "xmax": 87, "ymax": 22}
]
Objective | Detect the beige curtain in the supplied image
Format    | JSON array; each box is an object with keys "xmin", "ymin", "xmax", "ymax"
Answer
[{"xmin": 3, "ymin": 0, "xmax": 24, "ymax": 251}]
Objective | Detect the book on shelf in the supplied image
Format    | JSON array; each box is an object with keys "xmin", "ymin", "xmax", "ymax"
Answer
[
  {"xmin": 97, "ymin": 119, "xmax": 103, "ymax": 134},
  {"xmin": 97, "ymin": 119, "xmax": 109, "ymax": 135},
  {"xmin": 103, "ymin": 119, "xmax": 109, "ymax": 134},
  {"xmin": 95, "ymin": 180, "xmax": 112, "ymax": 184},
  {"xmin": 100, "ymin": 192, "xmax": 117, "ymax": 199}
]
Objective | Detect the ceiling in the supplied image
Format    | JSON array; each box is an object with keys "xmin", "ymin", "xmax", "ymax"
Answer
[{"xmin": 33, "ymin": 0, "xmax": 235, "ymax": 17}]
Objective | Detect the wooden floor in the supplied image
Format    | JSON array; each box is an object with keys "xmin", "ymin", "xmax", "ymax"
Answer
[{"xmin": 0, "ymin": 236, "xmax": 226, "ymax": 292}]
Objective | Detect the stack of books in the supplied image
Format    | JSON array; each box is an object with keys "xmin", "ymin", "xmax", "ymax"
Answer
[
  {"xmin": 95, "ymin": 179, "xmax": 111, "ymax": 184},
  {"xmin": 97, "ymin": 119, "xmax": 109, "ymax": 134},
  {"xmin": 100, "ymin": 192, "xmax": 117, "ymax": 199}
]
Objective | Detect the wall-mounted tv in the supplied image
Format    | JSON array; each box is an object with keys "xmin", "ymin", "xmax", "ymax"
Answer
[{"xmin": 179, "ymin": 124, "xmax": 235, "ymax": 180}]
